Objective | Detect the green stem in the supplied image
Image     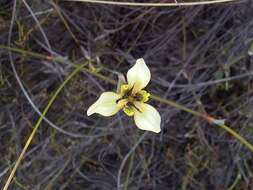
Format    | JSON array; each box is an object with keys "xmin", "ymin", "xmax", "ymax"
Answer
[
  {"xmin": 217, "ymin": 124, "xmax": 253, "ymax": 153},
  {"xmin": 228, "ymin": 172, "xmax": 241, "ymax": 190},
  {"xmin": 2, "ymin": 45, "xmax": 253, "ymax": 154},
  {"xmin": 150, "ymin": 94, "xmax": 203, "ymax": 117},
  {"xmin": 124, "ymin": 151, "xmax": 134, "ymax": 190},
  {"xmin": 151, "ymin": 94, "xmax": 253, "ymax": 153},
  {"xmin": 3, "ymin": 64, "xmax": 86, "ymax": 190}
]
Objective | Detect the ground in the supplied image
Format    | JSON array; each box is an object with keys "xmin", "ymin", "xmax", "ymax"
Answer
[{"xmin": 0, "ymin": 0, "xmax": 253, "ymax": 189}]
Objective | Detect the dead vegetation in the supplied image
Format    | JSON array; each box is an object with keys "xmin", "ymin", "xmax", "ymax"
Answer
[{"xmin": 1, "ymin": 0, "xmax": 253, "ymax": 189}]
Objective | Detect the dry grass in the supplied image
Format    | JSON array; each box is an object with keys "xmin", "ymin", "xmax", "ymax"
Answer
[{"xmin": 1, "ymin": 0, "xmax": 253, "ymax": 189}]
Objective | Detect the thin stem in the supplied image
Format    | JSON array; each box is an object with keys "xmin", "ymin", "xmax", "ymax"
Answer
[
  {"xmin": 150, "ymin": 94, "xmax": 203, "ymax": 118},
  {"xmin": 0, "ymin": 45, "xmax": 64, "ymax": 62},
  {"xmin": 2, "ymin": 45, "xmax": 253, "ymax": 154},
  {"xmin": 217, "ymin": 124, "xmax": 253, "ymax": 153},
  {"xmin": 3, "ymin": 64, "xmax": 86, "ymax": 190},
  {"xmin": 151, "ymin": 94, "xmax": 253, "ymax": 153},
  {"xmin": 63, "ymin": 0, "xmax": 240, "ymax": 7}
]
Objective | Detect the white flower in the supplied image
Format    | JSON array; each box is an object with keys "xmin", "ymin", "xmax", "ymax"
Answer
[{"xmin": 87, "ymin": 58, "xmax": 161, "ymax": 133}]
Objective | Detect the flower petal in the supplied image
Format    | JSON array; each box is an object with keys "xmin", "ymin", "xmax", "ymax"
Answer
[
  {"xmin": 87, "ymin": 92, "xmax": 121, "ymax": 116},
  {"xmin": 133, "ymin": 102, "xmax": 161, "ymax": 133},
  {"xmin": 127, "ymin": 58, "xmax": 151, "ymax": 93}
]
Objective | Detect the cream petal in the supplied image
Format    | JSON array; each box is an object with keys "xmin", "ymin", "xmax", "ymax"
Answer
[
  {"xmin": 127, "ymin": 58, "xmax": 151, "ymax": 93},
  {"xmin": 87, "ymin": 92, "xmax": 121, "ymax": 116},
  {"xmin": 133, "ymin": 102, "xmax": 161, "ymax": 133}
]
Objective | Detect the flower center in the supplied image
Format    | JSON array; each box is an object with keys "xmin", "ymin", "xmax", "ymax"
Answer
[{"xmin": 117, "ymin": 84, "xmax": 150, "ymax": 116}]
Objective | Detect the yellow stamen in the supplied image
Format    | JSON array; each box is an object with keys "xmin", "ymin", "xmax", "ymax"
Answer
[
  {"xmin": 118, "ymin": 84, "xmax": 150, "ymax": 116},
  {"xmin": 137, "ymin": 90, "xmax": 150, "ymax": 102},
  {"xmin": 120, "ymin": 84, "xmax": 130, "ymax": 95},
  {"xmin": 117, "ymin": 98, "xmax": 128, "ymax": 109},
  {"xmin": 123, "ymin": 106, "xmax": 135, "ymax": 116}
]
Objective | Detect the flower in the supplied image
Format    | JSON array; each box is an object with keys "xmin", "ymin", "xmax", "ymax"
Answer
[{"xmin": 87, "ymin": 58, "xmax": 161, "ymax": 133}]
